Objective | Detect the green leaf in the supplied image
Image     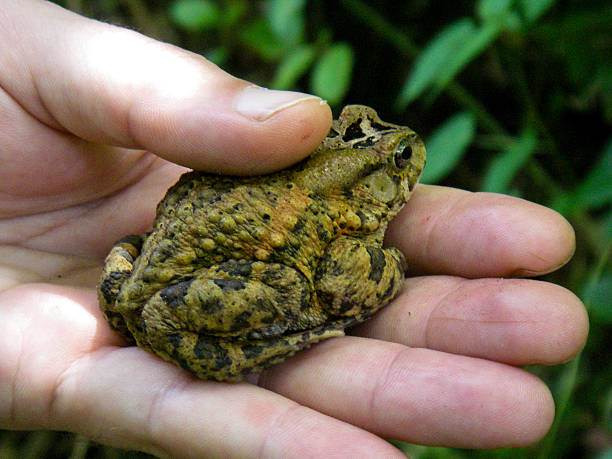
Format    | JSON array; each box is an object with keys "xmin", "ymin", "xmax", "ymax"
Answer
[
  {"xmin": 518, "ymin": 0, "xmax": 557, "ymax": 23},
  {"xmin": 572, "ymin": 137, "xmax": 612, "ymax": 209},
  {"xmin": 310, "ymin": 43, "xmax": 354, "ymax": 106},
  {"xmin": 420, "ymin": 112, "xmax": 476, "ymax": 184},
  {"xmin": 271, "ymin": 45, "xmax": 316, "ymax": 90},
  {"xmin": 476, "ymin": 0, "xmax": 513, "ymax": 21},
  {"xmin": 431, "ymin": 20, "xmax": 504, "ymax": 96},
  {"xmin": 396, "ymin": 18, "xmax": 475, "ymax": 109},
  {"xmin": 553, "ymin": 138, "xmax": 612, "ymax": 214},
  {"xmin": 170, "ymin": 0, "xmax": 220, "ymax": 32},
  {"xmin": 586, "ymin": 273, "xmax": 612, "ymax": 324},
  {"xmin": 399, "ymin": 6, "xmax": 519, "ymax": 107},
  {"xmin": 481, "ymin": 128, "xmax": 538, "ymax": 193},
  {"xmin": 239, "ymin": 19, "xmax": 285, "ymax": 61},
  {"xmin": 267, "ymin": 0, "xmax": 306, "ymax": 47}
]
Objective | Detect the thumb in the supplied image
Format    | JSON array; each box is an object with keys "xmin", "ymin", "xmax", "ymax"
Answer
[{"xmin": 1, "ymin": 0, "xmax": 332, "ymax": 175}]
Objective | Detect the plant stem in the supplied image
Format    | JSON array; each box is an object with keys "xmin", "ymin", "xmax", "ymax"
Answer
[{"xmin": 339, "ymin": 0, "xmax": 418, "ymax": 57}]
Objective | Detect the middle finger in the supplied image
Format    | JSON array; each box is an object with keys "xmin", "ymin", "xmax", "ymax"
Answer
[{"xmin": 353, "ymin": 276, "xmax": 588, "ymax": 366}]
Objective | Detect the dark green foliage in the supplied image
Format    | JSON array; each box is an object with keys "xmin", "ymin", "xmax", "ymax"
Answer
[{"xmin": 9, "ymin": 0, "xmax": 611, "ymax": 457}]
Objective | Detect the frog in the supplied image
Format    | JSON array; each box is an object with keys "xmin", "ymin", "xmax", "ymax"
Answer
[{"xmin": 97, "ymin": 105, "xmax": 426, "ymax": 381}]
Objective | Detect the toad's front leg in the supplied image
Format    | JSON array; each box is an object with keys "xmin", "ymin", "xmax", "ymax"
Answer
[
  {"xmin": 98, "ymin": 235, "xmax": 143, "ymax": 341},
  {"xmin": 314, "ymin": 236, "xmax": 406, "ymax": 323}
]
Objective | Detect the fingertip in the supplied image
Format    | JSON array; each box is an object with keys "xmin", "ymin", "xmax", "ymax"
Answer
[
  {"xmin": 512, "ymin": 373, "xmax": 555, "ymax": 446},
  {"xmin": 474, "ymin": 192, "xmax": 577, "ymax": 278},
  {"xmin": 510, "ymin": 204, "xmax": 576, "ymax": 277},
  {"xmin": 537, "ymin": 284, "xmax": 589, "ymax": 365},
  {"xmin": 224, "ymin": 89, "xmax": 333, "ymax": 174}
]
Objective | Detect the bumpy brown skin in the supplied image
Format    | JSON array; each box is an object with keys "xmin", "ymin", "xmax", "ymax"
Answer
[{"xmin": 98, "ymin": 105, "xmax": 426, "ymax": 381}]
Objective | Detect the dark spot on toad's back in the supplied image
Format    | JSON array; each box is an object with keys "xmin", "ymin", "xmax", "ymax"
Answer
[
  {"xmin": 194, "ymin": 335, "xmax": 231, "ymax": 366},
  {"xmin": 160, "ymin": 280, "xmax": 194, "ymax": 308},
  {"xmin": 199, "ymin": 296, "xmax": 224, "ymax": 314},
  {"xmin": 366, "ymin": 247, "xmax": 386, "ymax": 283},
  {"xmin": 229, "ymin": 310, "xmax": 253, "ymax": 331},
  {"xmin": 213, "ymin": 278, "xmax": 246, "ymax": 291},
  {"xmin": 219, "ymin": 259, "xmax": 252, "ymax": 277}
]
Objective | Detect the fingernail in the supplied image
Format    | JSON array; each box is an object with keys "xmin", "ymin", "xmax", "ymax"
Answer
[{"xmin": 234, "ymin": 86, "xmax": 323, "ymax": 121}]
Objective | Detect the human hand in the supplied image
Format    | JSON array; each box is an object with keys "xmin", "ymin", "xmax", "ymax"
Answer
[{"xmin": 0, "ymin": 1, "xmax": 588, "ymax": 457}]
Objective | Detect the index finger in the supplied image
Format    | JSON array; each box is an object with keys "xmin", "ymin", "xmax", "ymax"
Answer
[{"xmin": 386, "ymin": 185, "xmax": 575, "ymax": 278}]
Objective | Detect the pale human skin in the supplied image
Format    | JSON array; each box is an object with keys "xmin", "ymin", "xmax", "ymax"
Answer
[{"xmin": 0, "ymin": 1, "xmax": 589, "ymax": 457}]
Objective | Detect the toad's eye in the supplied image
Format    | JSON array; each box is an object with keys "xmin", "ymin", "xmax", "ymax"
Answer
[{"xmin": 393, "ymin": 138, "xmax": 413, "ymax": 169}]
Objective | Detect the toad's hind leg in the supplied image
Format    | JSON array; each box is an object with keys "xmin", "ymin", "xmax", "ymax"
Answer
[
  {"xmin": 97, "ymin": 235, "xmax": 143, "ymax": 340},
  {"xmin": 137, "ymin": 260, "xmax": 344, "ymax": 380},
  {"xmin": 149, "ymin": 325, "xmax": 345, "ymax": 381}
]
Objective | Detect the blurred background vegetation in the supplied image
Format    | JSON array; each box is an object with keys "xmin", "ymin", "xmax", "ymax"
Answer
[{"xmin": 2, "ymin": 0, "xmax": 610, "ymax": 457}]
